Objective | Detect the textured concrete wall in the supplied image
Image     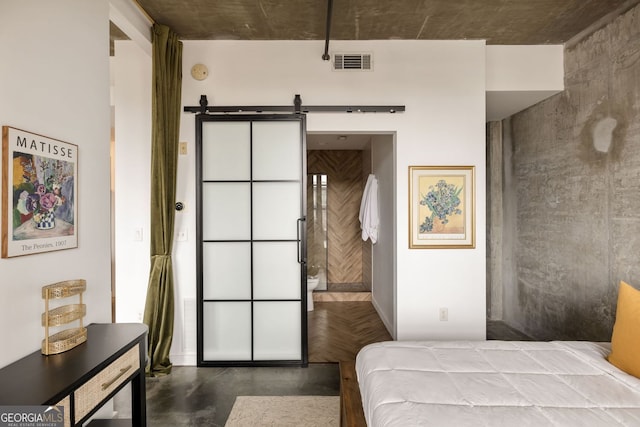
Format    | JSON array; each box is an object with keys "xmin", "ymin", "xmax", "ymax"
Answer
[
  {"xmin": 486, "ymin": 122, "xmax": 503, "ymax": 319},
  {"xmin": 502, "ymin": 4, "xmax": 640, "ymax": 341}
]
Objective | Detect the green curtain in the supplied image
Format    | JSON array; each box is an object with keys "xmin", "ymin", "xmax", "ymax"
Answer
[{"xmin": 143, "ymin": 24, "xmax": 182, "ymax": 377}]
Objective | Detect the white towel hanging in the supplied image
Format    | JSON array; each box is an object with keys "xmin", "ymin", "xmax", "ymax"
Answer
[{"xmin": 359, "ymin": 174, "xmax": 379, "ymax": 243}]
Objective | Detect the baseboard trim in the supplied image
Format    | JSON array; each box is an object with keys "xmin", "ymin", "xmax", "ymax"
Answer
[
  {"xmin": 170, "ymin": 353, "xmax": 196, "ymax": 366},
  {"xmin": 313, "ymin": 292, "xmax": 372, "ymax": 302},
  {"xmin": 371, "ymin": 296, "xmax": 394, "ymax": 339}
]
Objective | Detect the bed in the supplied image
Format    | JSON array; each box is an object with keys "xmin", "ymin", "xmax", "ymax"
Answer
[
  {"xmin": 353, "ymin": 340, "xmax": 640, "ymax": 426},
  {"xmin": 337, "ymin": 281, "xmax": 640, "ymax": 426}
]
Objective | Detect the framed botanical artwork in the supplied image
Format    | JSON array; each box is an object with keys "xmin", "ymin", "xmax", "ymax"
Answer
[
  {"xmin": 408, "ymin": 166, "xmax": 475, "ymax": 249},
  {"xmin": 2, "ymin": 127, "xmax": 78, "ymax": 257}
]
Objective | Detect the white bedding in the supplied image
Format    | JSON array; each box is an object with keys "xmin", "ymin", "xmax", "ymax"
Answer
[{"xmin": 356, "ymin": 341, "xmax": 640, "ymax": 426}]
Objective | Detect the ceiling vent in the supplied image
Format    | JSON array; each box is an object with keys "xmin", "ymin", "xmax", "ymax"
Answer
[{"xmin": 333, "ymin": 53, "xmax": 372, "ymax": 71}]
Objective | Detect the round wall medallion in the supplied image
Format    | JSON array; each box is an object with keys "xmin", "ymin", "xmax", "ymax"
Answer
[{"xmin": 190, "ymin": 63, "xmax": 208, "ymax": 81}]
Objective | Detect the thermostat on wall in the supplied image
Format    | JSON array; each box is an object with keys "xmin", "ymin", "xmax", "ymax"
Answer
[{"xmin": 190, "ymin": 63, "xmax": 208, "ymax": 81}]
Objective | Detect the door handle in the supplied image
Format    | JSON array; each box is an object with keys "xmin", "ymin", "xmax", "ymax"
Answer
[{"xmin": 297, "ymin": 217, "xmax": 306, "ymax": 264}]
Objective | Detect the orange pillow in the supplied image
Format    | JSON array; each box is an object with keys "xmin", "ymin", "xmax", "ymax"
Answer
[{"xmin": 608, "ymin": 281, "xmax": 640, "ymax": 378}]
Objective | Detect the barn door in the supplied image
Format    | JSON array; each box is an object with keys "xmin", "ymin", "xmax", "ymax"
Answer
[{"xmin": 196, "ymin": 114, "xmax": 307, "ymax": 366}]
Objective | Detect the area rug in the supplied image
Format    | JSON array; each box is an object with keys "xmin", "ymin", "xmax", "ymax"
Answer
[{"xmin": 225, "ymin": 395, "xmax": 340, "ymax": 427}]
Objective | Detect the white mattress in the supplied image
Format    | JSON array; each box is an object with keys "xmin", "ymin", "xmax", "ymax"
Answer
[{"xmin": 356, "ymin": 341, "xmax": 640, "ymax": 426}]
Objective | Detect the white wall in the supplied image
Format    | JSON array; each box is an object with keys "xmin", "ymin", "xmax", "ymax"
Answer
[
  {"xmin": 182, "ymin": 40, "xmax": 488, "ymax": 344},
  {"xmin": 486, "ymin": 45, "xmax": 564, "ymax": 121},
  {"xmin": 371, "ymin": 134, "xmax": 396, "ymax": 338},
  {"xmin": 113, "ymin": 41, "xmax": 152, "ymax": 323},
  {"xmin": 486, "ymin": 45, "xmax": 564, "ymax": 91},
  {"xmin": 114, "ymin": 39, "xmax": 488, "ymax": 365},
  {"xmin": 109, "ymin": 0, "xmax": 152, "ymax": 56},
  {"xmin": 0, "ymin": 1, "xmax": 112, "ymax": 367}
]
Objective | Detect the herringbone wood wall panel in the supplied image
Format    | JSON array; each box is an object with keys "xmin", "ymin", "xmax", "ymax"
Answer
[{"xmin": 308, "ymin": 150, "xmax": 364, "ymax": 285}]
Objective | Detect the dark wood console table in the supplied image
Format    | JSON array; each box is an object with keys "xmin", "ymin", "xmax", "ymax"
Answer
[{"xmin": 0, "ymin": 323, "xmax": 147, "ymax": 426}]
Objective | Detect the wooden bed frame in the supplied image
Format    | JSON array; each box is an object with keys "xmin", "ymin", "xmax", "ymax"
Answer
[{"xmin": 339, "ymin": 361, "xmax": 367, "ymax": 427}]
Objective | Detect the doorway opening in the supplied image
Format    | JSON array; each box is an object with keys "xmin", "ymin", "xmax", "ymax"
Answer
[
  {"xmin": 306, "ymin": 133, "xmax": 374, "ymax": 297},
  {"xmin": 306, "ymin": 131, "xmax": 396, "ymax": 362}
]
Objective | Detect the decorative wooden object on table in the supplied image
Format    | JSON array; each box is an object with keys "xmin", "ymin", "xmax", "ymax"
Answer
[{"xmin": 42, "ymin": 279, "xmax": 87, "ymax": 355}]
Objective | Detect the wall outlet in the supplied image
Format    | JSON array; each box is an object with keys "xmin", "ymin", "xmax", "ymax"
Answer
[
  {"xmin": 179, "ymin": 141, "xmax": 188, "ymax": 155},
  {"xmin": 439, "ymin": 307, "xmax": 448, "ymax": 321}
]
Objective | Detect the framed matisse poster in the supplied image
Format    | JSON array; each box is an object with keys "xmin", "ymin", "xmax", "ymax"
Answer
[
  {"xmin": 2, "ymin": 127, "xmax": 78, "ymax": 257},
  {"xmin": 409, "ymin": 166, "xmax": 475, "ymax": 249}
]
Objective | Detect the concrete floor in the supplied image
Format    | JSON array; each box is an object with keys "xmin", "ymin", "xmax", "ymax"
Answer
[
  {"xmin": 113, "ymin": 320, "xmax": 528, "ymax": 426},
  {"xmin": 114, "ymin": 364, "xmax": 340, "ymax": 426},
  {"xmin": 147, "ymin": 364, "xmax": 340, "ymax": 426}
]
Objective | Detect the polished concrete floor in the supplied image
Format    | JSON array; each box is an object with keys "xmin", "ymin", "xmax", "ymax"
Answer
[
  {"xmin": 114, "ymin": 317, "xmax": 529, "ymax": 426},
  {"xmin": 147, "ymin": 364, "xmax": 339, "ymax": 426}
]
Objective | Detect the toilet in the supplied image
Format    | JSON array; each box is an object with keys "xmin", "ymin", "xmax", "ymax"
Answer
[{"xmin": 307, "ymin": 276, "xmax": 320, "ymax": 311}]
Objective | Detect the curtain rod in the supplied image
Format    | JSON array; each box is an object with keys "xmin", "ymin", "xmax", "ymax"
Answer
[
  {"xmin": 184, "ymin": 95, "xmax": 405, "ymax": 115},
  {"xmin": 134, "ymin": 0, "xmax": 156, "ymax": 24}
]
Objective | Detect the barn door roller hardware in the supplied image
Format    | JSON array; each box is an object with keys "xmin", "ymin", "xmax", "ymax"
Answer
[{"xmin": 184, "ymin": 95, "xmax": 405, "ymax": 115}]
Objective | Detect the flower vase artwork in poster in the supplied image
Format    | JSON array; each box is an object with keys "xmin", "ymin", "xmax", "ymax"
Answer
[
  {"xmin": 2, "ymin": 127, "xmax": 78, "ymax": 257},
  {"xmin": 409, "ymin": 166, "xmax": 475, "ymax": 249}
]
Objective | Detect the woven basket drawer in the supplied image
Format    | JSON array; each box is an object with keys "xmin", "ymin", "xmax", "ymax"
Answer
[
  {"xmin": 54, "ymin": 395, "xmax": 71, "ymax": 427},
  {"xmin": 74, "ymin": 345, "xmax": 139, "ymax": 421}
]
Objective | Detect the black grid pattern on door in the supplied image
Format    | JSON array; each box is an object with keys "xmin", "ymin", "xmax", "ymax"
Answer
[{"xmin": 196, "ymin": 114, "xmax": 308, "ymax": 367}]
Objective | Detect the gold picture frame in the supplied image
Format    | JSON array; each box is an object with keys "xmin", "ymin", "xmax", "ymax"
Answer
[{"xmin": 409, "ymin": 166, "xmax": 475, "ymax": 249}]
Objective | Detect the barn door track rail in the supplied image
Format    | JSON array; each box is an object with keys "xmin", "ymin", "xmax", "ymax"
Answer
[{"xmin": 184, "ymin": 95, "xmax": 405, "ymax": 115}]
